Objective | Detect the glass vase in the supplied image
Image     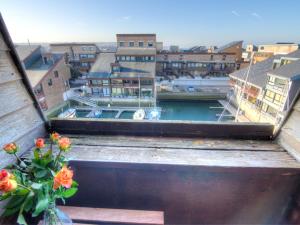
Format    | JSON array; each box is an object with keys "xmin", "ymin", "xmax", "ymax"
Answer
[{"xmin": 43, "ymin": 203, "xmax": 72, "ymax": 225}]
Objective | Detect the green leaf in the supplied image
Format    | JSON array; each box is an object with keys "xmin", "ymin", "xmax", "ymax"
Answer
[
  {"xmin": 31, "ymin": 183, "xmax": 43, "ymax": 189},
  {"xmin": 17, "ymin": 213, "xmax": 27, "ymax": 225},
  {"xmin": 31, "ymin": 161, "xmax": 44, "ymax": 170},
  {"xmin": 15, "ymin": 188, "xmax": 29, "ymax": 196},
  {"xmin": 44, "ymin": 149, "xmax": 52, "ymax": 157},
  {"xmin": 33, "ymin": 149, "xmax": 40, "ymax": 159},
  {"xmin": 23, "ymin": 192, "xmax": 34, "ymax": 213},
  {"xmin": 0, "ymin": 193, "xmax": 12, "ymax": 201},
  {"xmin": 72, "ymin": 180, "xmax": 78, "ymax": 188},
  {"xmin": 2, "ymin": 205, "xmax": 20, "ymax": 217},
  {"xmin": 32, "ymin": 195, "xmax": 49, "ymax": 217},
  {"xmin": 20, "ymin": 161, "xmax": 27, "ymax": 168},
  {"xmin": 6, "ymin": 196, "xmax": 26, "ymax": 209},
  {"xmin": 61, "ymin": 187, "xmax": 78, "ymax": 198},
  {"xmin": 34, "ymin": 169, "xmax": 48, "ymax": 178}
]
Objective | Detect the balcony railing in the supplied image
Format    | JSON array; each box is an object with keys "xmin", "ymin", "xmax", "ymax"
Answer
[{"xmin": 266, "ymin": 83, "xmax": 286, "ymax": 93}]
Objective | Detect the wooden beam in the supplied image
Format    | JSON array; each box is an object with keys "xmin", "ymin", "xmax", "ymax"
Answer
[{"xmin": 50, "ymin": 118, "xmax": 274, "ymax": 140}]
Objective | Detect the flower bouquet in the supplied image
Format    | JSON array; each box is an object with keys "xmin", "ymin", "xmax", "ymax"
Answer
[{"xmin": 0, "ymin": 133, "xmax": 78, "ymax": 225}]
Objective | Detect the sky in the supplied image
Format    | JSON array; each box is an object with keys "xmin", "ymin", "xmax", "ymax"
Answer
[{"xmin": 1, "ymin": 0, "xmax": 300, "ymax": 48}]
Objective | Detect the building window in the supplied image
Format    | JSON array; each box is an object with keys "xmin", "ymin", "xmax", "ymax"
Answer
[
  {"xmin": 260, "ymin": 46, "xmax": 265, "ymax": 50},
  {"xmin": 119, "ymin": 42, "xmax": 125, "ymax": 47},
  {"xmin": 48, "ymin": 79, "xmax": 53, "ymax": 86},
  {"xmin": 121, "ymin": 56, "xmax": 126, "ymax": 61},
  {"xmin": 34, "ymin": 84, "xmax": 43, "ymax": 95},
  {"xmin": 130, "ymin": 56, "xmax": 136, "ymax": 61},
  {"xmin": 126, "ymin": 56, "xmax": 131, "ymax": 61},
  {"xmin": 139, "ymin": 42, "xmax": 144, "ymax": 47},
  {"xmin": 210, "ymin": 55, "xmax": 214, "ymax": 60},
  {"xmin": 148, "ymin": 42, "xmax": 154, "ymax": 47},
  {"xmin": 81, "ymin": 62, "xmax": 89, "ymax": 67},
  {"xmin": 54, "ymin": 71, "xmax": 59, "ymax": 78},
  {"xmin": 129, "ymin": 42, "xmax": 135, "ymax": 47},
  {"xmin": 80, "ymin": 54, "xmax": 88, "ymax": 59}
]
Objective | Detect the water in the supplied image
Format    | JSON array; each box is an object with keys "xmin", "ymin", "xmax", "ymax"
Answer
[
  {"xmin": 158, "ymin": 100, "xmax": 223, "ymax": 121},
  {"xmin": 97, "ymin": 111, "xmax": 118, "ymax": 118},
  {"xmin": 119, "ymin": 111, "xmax": 135, "ymax": 119},
  {"xmin": 71, "ymin": 100, "xmax": 227, "ymax": 122}
]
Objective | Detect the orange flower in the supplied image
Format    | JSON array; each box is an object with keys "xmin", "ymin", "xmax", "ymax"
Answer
[
  {"xmin": 0, "ymin": 170, "xmax": 17, "ymax": 193},
  {"xmin": 58, "ymin": 137, "xmax": 71, "ymax": 152},
  {"xmin": 53, "ymin": 166, "xmax": 73, "ymax": 190},
  {"xmin": 50, "ymin": 132, "xmax": 60, "ymax": 143},
  {"xmin": 35, "ymin": 138, "xmax": 45, "ymax": 149},
  {"xmin": 3, "ymin": 143, "xmax": 18, "ymax": 154}
]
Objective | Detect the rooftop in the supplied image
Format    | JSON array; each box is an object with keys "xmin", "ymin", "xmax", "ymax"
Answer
[
  {"xmin": 269, "ymin": 59, "xmax": 300, "ymax": 80},
  {"xmin": 117, "ymin": 61, "xmax": 156, "ymax": 76},
  {"xmin": 283, "ymin": 49, "xmax": 300, "ymax": 58},
  {"xmin": 49, "ymin": 42, "xmax": 98, "ymax": 46},
  {"xmin": 230, "ymin": 55, "xmax": 281, "ymax": 88},
  {"xmin": 230, "ymin": 49, "xmax": 300, "ymax": 87},
  {"xmin": 116, "ymin": 34, "xmax": 156, "ymax": 37},
  {"xmin": 90, "ymin": 52, "xmax": 115, "ymax": 73},
  {"xmin": 216, "ymin": 40, "xmax": 243, "ymax": 53},
  {"xmin": 14, "ymin": 44, "xmax": 40, "ymax": 61}
]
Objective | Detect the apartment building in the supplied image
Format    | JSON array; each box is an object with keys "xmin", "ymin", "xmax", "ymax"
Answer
[
  {"xmin": 156, "ymin": 53, "xmax": 237, "ymax": 78},
  {"xmin": 15, "ymin": 45, "xmax": 71, "ymax": 112},
  {"xmin": 50, "ymin": 43, "xmax": 100, "ymax": 73},
  {"xmin": 250, "ymin": 43, "xmax": 300, "ymax": 64},
  {"xmin": 86, "ymin": 34, "xmax": 156, "ymax": 98},
  {"xmin": 262, "ymin": 57, "xmax": 300, "ymax": 124},
  {"xmin": 258, "ymin": 43, "xmax": 299, "ymax": 55},
  {"xmin": 229, "ymin": 49, "xmax": 300, "ymax": 125},
  {"xmin": 156, "ymin": 41, "xmax": 242, "ymax": 79}
]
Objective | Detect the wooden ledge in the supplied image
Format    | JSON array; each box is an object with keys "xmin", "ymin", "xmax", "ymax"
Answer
[{"xmin": 58, "ymin": 206, "xmax": 164, "ymax": 225}]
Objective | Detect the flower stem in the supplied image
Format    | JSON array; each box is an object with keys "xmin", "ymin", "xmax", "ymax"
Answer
[
  {"xmin": 13, "ymin": 153, "xmax": 22, "ymax": 163},
  {"xmin": 17, "ymin": 184, "xmax": 32, "ymax": 192},
  {"xmin": 54, "ymin": 150, "xmax": 62, "ymax": 168}
]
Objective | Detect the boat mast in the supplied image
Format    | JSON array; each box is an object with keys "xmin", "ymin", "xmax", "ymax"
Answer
[
  {"xmin": 138, "ymin": 75, "xmax": 141, "ymax": 108},
  {"xmin": 153, "ymin": 75, "xmax": 156, "ymax": 108}
]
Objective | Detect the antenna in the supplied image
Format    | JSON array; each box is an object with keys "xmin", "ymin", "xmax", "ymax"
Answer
[{"xmin": 27, "ymin": 38, "xmax": 34, "ymax": 54}]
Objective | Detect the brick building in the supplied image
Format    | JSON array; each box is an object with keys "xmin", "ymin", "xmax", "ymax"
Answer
[{"xmin": 15, "ymin": 45, "xmax": 71, "ymax": 113}]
